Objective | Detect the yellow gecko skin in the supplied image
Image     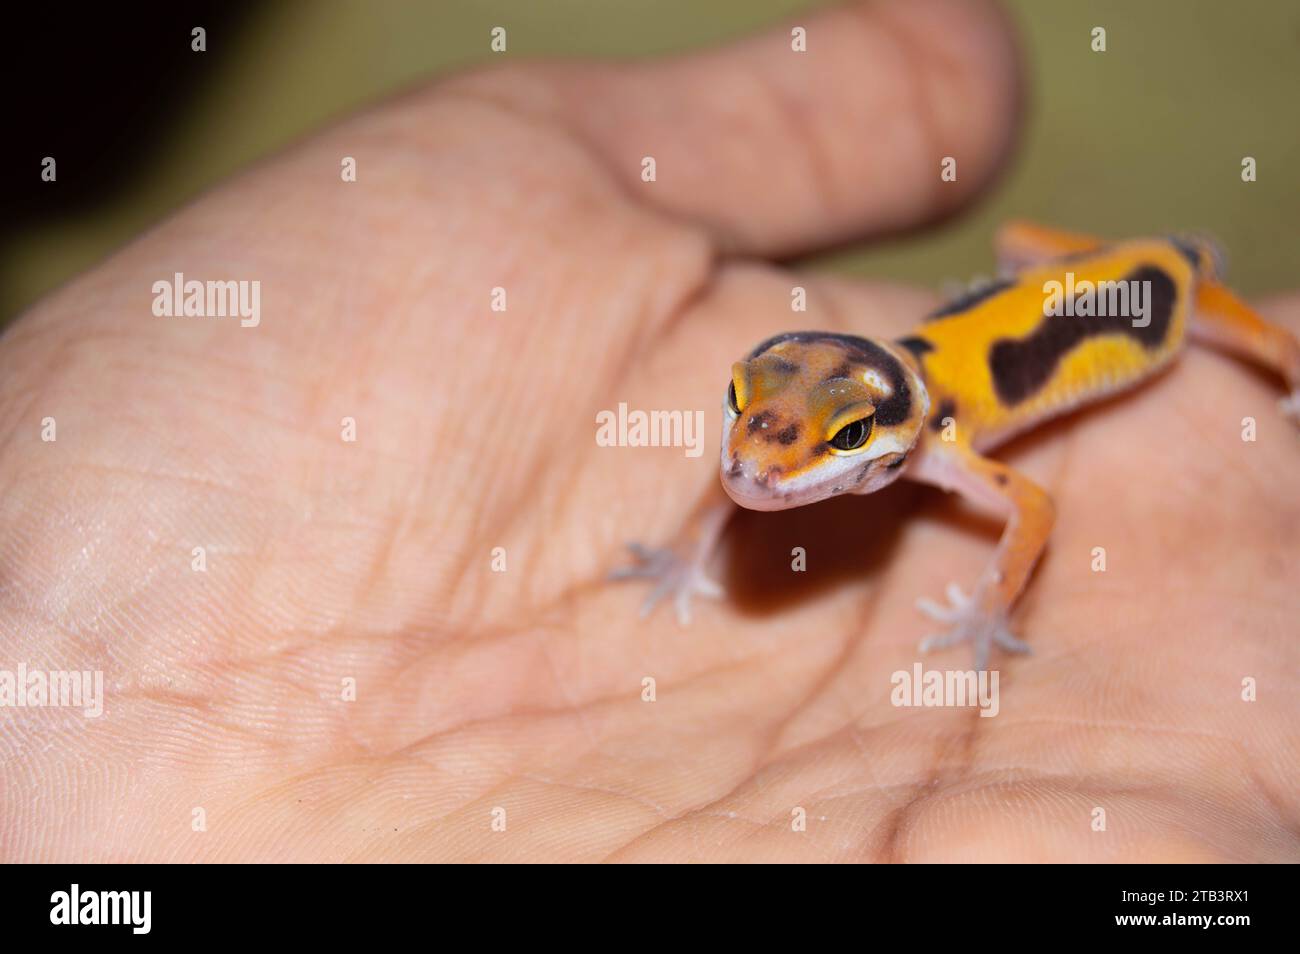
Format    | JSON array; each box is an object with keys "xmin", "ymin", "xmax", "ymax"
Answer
[
  {"xmin": 613, "ymin": 222, "xmax": 1300, "ymax": 668},
  {"xmin": 902, "ymin": 238, "xmax": 1196, "ymax": 451}
]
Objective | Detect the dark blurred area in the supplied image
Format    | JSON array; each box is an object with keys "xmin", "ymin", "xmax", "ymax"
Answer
[
  {"xmin": 4, "ymin": 4, "xmax": 255, "ymax": 222},
  {"xmin": 5, "ymin": 0, "xmax": 1299, "ymax": 324},
  {"xmin": 3, "ymin": 3, "xmax": 257, "ymax": 319}
]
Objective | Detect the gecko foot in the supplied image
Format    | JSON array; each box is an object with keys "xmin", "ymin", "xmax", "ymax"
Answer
[
  {"xmin": 608, "ymin": 542, "xmax": 723, "ymax": 625},
  {"xmin": 1279, "ymin": 390, "xmax": 1300, "ymax": 429},
  {"xmin": 916, "ymin": 583, "xmax": 1030, "ymax": 671}
]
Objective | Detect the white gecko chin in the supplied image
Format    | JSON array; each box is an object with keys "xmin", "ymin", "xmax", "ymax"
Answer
[{"xmin": 720, "ymin": 478, "xmax": 828, "ymax": 511}]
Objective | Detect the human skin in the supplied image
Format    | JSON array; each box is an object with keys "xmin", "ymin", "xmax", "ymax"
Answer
[{"xmin": 1, "ymin": 0, "xmax": 1296, "ymax": 862}]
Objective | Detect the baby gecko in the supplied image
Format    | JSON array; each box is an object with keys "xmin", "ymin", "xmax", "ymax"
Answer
[{"xmin": 612, "ymin": 222, "xmax": 1300, "ymax": 669}]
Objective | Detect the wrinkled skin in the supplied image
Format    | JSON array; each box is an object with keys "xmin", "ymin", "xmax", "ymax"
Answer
[{"xmin": 2, "ymin": 0, "xmax": 1297, "ymax": 862}]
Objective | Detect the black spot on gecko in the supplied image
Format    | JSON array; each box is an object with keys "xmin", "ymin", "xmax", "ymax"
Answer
[
  {"xmin": 1167, "ymin": 236, "xmax": 1202, "ymax": 271},
  {"xmin": 1166, "ymin": 234, "xmax": 1224, "ymax": 279},
  {"xmin": 926, "ymin": 278, "xmax": 1017, "ymax": 321},
  {"xmin": 772, "ymin": 423, "xmax": 800, "ymax": 445},
  {"xmin": 897, "ymin": 336, "xmax": 934, "ymax": 358},
  {"xmin": 928, "ymin": 398, "xmax": 956, "ymax": 432},
  {"xmin": 988, "ymin": 265, "xmax": 1177, "ymax": 406},
  {"xmin": 993, "ymin": 472, "xmax": 1008, "ymax": 486}
]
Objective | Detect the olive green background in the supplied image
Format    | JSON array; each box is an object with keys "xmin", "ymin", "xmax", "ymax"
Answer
[{"xmin": 9, "ymin": 0, "xmax": 1298, "ymax": 320}]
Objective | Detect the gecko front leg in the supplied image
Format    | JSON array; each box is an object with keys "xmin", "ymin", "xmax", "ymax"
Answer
[
  {"xmin": 907, "ymin": 438, "xmax": 1056, "ymax": 670},
  {"xmin": 609, "ymin": 481, "xmax": 735, "ymax": 624}
]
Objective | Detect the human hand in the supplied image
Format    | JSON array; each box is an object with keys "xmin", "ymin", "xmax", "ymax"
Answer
[{"xmin": 3, "ymin": 0, "xmax": 1295, "ymax": 862}]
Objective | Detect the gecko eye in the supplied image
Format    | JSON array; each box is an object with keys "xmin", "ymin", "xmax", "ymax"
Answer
[
  {"xmin": 829, "ymin": 417, "xmax": 872, "ymax": 451},
  {"xmin": 826, "ymin": 400, "xmax": 875, "ymax": 452},
  {"xmin": 727, "ymin": 363, "xmax": 750, "ymax": 416}
]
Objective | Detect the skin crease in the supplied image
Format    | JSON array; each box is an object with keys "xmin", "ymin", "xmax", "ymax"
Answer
[{"xmin": 1, "ymin": 0, "xmax": 1297, "ymax": 862}]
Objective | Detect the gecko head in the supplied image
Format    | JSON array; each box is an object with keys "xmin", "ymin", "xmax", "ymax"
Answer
[{"xmin": 719, "ymin": 332, "xmax": 929, "ymax": 511}]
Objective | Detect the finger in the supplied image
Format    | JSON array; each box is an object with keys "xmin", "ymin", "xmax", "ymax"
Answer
[{"xmin": 448, "ymin": 0, "xmax": 1023, "ymax": 257}]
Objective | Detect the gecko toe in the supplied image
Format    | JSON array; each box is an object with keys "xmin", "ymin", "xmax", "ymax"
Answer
[
  {"xmin": 915, "ymin": 583, "xmax": 1028, "ymax": 669},
  {"xmin": 993, "ymin": 628, "xmax": 1032, "ymax": 654},
  {"xmin": 615, "ymin": 540, "xmax": 723, "ymax": 625},
  {"xmin": 920, "ymin": 630, "xmax": 965, "ymax": 652},
  {"xmin": 916, "ymin": 582, "xmax": 972, "ymax": 624}
]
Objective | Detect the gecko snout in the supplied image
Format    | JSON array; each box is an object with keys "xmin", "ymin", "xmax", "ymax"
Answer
[
  {"xmin": 720, "ymin": 449, "xmax": 798, "ymax": 511},
  {"xmin": 724, "ymin": 451, "xmax": 777, "ymax": 487}
]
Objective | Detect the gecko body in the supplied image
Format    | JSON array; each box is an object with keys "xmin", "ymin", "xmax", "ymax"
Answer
[{"xmin": 613, "ymin": 223, "xmax": 1300, "ymax": 668}]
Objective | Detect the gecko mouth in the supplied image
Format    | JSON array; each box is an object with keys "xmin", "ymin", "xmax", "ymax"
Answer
[
  {"xmin": 721, "ymin": 445, "xmax": 913, "ymax": 510},
  {"xmin": 721, "ymin": 478, "xmax": 801, "ymax": 511},
  {"xmin": 720, "ymin": 465, "xmax": 834, "ymax": 511}
]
